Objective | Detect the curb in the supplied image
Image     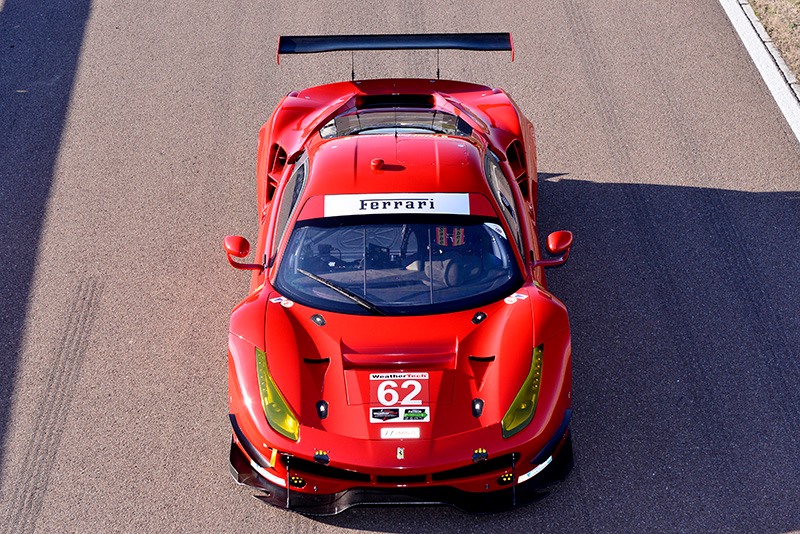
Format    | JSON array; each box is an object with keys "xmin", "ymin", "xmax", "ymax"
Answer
[{"xmin": 719, "ymin": 0, "xmax": 800, "ymax": 144}]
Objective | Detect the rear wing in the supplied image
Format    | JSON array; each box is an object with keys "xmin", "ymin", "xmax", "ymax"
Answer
[{"xmin": 276, "ymin": 33, "xmax": 514, "ymax": 64}]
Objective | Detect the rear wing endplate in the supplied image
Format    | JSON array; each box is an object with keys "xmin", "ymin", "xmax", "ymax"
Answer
[{"xmin": 276, "ymin": 33, "xmax": 514, "ymax": 64}]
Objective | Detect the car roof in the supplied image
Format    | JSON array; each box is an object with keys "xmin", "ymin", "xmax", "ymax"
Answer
[{"xmin": 302, "ymin": 133, "xmax": 491, "ymax": 198}]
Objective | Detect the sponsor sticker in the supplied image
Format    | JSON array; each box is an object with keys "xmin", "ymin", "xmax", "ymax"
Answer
[
  {"xmin": 324, "ymin": 193, "xmax": 470, "ymax": 217},
  {"xmin": 518, "ymin": 455, "xmax": 553, "ymax": 483},
  {"xmin": 402, "ymin": 408, "xmax": 429, "ymax": 421},
  {"xmin": 504, "ymin": 292, "xmax": 529, "ymax": 305},
  {"xmin": 370, "ymin": 408, "xmax": 400, "ymax": 422},
  {"xmin": 370, "ymin": 407, "xmax": 430, "ymax": 423},
  {"xmin": 380, "ymin": 427, "xmax": 420, "ymax": 440},
  {"xmin": 269, "ymin": 296, "xmax": 294, "ymax": 308}
]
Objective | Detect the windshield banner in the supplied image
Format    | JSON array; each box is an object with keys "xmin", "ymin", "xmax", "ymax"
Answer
[{"xmin": 323, "ymin": 193, "xmax": 471, "ymax": 217}]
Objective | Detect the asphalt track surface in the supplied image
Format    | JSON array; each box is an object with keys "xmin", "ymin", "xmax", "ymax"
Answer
[{"xmin": 1, "ymin": 1, "xmax": 799, "ymax": 532}]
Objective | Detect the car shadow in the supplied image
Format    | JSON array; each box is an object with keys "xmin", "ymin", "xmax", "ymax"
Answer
[
  {"xmin": 306, "ymin": 175, "xmax": 800, "ymax": 532},
  {"xmin": 0, "ymin": 0, "xmax": 93, "ymax": 488}
]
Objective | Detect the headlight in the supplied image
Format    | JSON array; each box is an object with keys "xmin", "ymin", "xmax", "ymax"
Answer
[
  {"xmin": 255, "ymin": 347, "xmax": 300, "ymax": 441},
  {"xmin": 501, "ymin": 344, "xmax": 544, "ymax": 438}
]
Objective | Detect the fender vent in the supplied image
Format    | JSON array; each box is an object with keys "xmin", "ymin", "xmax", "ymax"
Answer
[
  {"xmin": 266, "ymin": 144, "xmax": 287, "ymax": 201},
  {"xmin": 506, "ymin": 139, "xmax": 530, "ymax": 201},
  {"xmin": 268, "ymin": 143, "xmax": 287, "ymax": 174}
]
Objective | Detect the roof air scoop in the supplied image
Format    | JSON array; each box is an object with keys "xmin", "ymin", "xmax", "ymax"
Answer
[{"xmin": 355, "ymin": 94, "xmax": 435, "ymax": 110}]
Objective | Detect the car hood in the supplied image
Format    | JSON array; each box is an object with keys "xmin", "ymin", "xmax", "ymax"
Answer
[{"xmin": 262, "ymin": 288, "xmax": 561, "ymax": 442}]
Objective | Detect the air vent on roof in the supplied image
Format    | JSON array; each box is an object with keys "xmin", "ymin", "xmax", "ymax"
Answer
[{"xmin": 356, "ymin": 94, "xmax": 435, "ymax": 109}]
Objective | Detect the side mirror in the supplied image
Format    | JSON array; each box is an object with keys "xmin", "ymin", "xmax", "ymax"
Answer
[
  {"xmin": 224, "ymin": 235, "xmax": 250, "ymax": 258},
  {"xmin": 223, "ymin": 235, "xmax": 263, "ymax": 271},
  {"xmin": 546, "ymin": 230, "xmax": 573, "ymax": 255},
  {"xmin": 534, "ymin": 230, "xmax": 573, "ymax": 268}
]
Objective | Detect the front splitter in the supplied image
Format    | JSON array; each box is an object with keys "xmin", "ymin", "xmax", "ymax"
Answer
[{"xmin": 229, "ymin": 433, "xmax": 573, "ymax": 516}]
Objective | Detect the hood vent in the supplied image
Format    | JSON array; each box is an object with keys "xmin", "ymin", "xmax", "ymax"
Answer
[{"xmin": 342, "ymin": 350, "xmax": 456, "ymax": 370}]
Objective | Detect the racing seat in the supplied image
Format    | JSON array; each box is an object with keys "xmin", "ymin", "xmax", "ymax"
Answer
[
  {"xmin": 423, "ymin": 226, "xmax": 484, "ymax": 288},
  {"xmin": 424, "ymin": 251, "xmax": 482, "ymax": 287}
]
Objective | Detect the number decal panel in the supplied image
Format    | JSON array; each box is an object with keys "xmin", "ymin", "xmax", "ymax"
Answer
[{"xmin": 369, "ymin": 373, "xmax": 429, "ymax": 407}]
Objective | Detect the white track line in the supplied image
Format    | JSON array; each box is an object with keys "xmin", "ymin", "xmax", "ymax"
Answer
[{"xmin": 718, "ymin": 0, "xmax": 800, "ymax": 144}]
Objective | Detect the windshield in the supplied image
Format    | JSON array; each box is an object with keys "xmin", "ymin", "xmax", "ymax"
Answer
[{"xmin": 274, "ymin": 214, "xmax": 522, "ymax": 315}]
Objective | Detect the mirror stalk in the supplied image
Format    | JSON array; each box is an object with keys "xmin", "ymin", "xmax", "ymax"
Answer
[
  {"xmin": 226, "ymin": 255, "xmax": 264, "ymax": 271},
  {"xmin": 223, "ymin": 235, "xmax": 264, "ymax": 271},
  {"xmin": 533, "ymin": 230, "xmax": 573, "ymax": 268}
]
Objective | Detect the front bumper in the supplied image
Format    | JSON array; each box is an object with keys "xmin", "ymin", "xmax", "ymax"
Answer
[{"xmin": 229, "ymin": 412, "xmax": 573, "ymax": 515}]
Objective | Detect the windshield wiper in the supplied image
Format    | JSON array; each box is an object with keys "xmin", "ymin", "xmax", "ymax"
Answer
[{"xmin": 296, "ymin": 268, "xmax": 386, "ymax": 316}]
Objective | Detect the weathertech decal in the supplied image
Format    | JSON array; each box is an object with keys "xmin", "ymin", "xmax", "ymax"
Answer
[
  {"xmin": 369, "ymin": 372, "xmax": 428, "ymax": 380},
  {"xmin": 324, "ymin": 193, "xmax": 470, "ymax": 217}
]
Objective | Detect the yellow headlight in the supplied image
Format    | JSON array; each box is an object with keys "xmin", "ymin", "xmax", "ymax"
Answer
[
  {"xmin": 255, "ymin": 348, "xmax": 300, "ymax": 441},
  {"xmin": 501, "ymin": 344, "xmax": 544, "ymax": 438}
]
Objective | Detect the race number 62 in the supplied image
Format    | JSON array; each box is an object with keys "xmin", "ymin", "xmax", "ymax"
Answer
[{"xmin": 377, "ymin": 380, "xmax": 423, "ymax": 406}]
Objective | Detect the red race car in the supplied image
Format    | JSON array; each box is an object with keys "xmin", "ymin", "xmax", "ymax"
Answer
[{"xmin": 224, "ymin": 33, "xmax": 574, "ymax": 515}]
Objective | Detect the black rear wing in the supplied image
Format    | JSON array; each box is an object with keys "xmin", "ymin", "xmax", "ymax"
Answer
[{"xmin": 276, "ymin": 33, "xmax": 514, "ymax": 63}]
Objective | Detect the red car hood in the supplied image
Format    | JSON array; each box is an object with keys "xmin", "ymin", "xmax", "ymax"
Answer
[{"xmin": 263, "ymin": 289, "xmax": 542, "ymax": 442}]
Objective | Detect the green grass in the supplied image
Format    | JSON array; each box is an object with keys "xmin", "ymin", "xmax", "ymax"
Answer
[{"xmin": 750, "ymin": 0, "xmax": 800, "ymax": 78}]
